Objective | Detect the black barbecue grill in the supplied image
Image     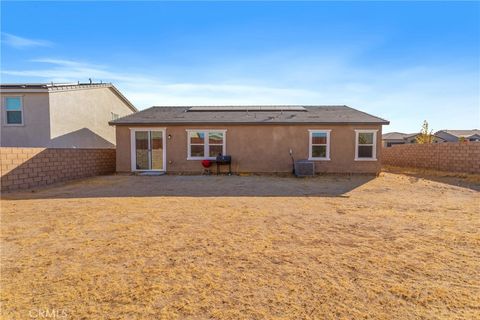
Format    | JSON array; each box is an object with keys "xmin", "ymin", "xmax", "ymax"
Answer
[{"xmin": 215, "ymin": 155, "xmax": 232, "ymax": 175}]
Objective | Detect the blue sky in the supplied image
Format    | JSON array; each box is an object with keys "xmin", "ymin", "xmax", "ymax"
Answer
[{"xmin": 1, "ymin": 1, "xmax": 479, "ymax": 132}]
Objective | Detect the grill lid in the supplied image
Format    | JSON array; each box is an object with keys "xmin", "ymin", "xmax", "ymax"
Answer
[{"xmin": 216, "ymin": 155, "xmax": 231, "ymax": 163}]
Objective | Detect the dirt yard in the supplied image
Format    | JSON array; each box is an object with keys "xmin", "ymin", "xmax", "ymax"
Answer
[{"xmin": 1, "ymin": 171, "xmax": 479, "ymax": 319}]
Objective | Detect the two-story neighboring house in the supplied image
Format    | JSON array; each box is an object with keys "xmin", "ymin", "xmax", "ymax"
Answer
[{"xmin": 1, "ymin": 82, "xmax": 137, "ymax": 148}]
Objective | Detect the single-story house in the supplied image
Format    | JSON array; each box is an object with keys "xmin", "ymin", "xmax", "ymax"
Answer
[
  {"xmin": 382, "ymin": 132, "xmax": 446, "ymax": 147},
  {"xmin": 382, "ymin": 132, "xmax": 410, "ymax": 147},
  {"xmin": 1, "ymin": 82, "xmax": 136, "ymax": 148},
  {"xmin": 110, "ymin": 105, "xmax": 389, "ymax": 174},
  {"xmin": 435, "ymin": 129, "xmax": 480, "ymax": 142}
]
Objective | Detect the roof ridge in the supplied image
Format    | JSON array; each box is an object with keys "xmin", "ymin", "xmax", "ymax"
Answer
[
  {"xmin": 1, "ymin": 82, "xmax": 112, "ymax": 88},
  {"xmin": 150, "ymin": 105, "xmax": 349, "ymax": 108}
]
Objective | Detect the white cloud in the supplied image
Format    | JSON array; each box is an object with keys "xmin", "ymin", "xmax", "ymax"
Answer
[
  {"xmin": 31, "ymin": 58, "xmax": 95, "ymax": 68},
  {"xmin": 1, "ymin": 33, "xmax": 53, "ymax": 48},
  {"xmin": 1, "ymin": 57, "xmax": 478, "ymax": 133},
  {"xmin": 2, "ymin": 58, "xmax": 319, "ymax": 108}
]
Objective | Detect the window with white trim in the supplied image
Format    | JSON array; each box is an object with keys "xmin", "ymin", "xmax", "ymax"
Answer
[
  {"xmin": 4, "ymin": 96, "xmax": 23, "ymax": 125},
  {"xmin": 187, "ymin": 130, "xmax": 226, "ymax": 160},
  {"xmin": 308, "ymin": 130, "xmax": 331, "ymax": 160},
  {"xmin": 355, "ymin": 130, "xmax": 377, "ymax": 160}
]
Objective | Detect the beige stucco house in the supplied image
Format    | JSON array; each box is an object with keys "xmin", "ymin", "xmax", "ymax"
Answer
[
  {"xmin": 1, "ymin": 83, "xmax": 136, "ymax": 148},
  {"xmin": 110, "ymin": 105, "xmax": 389, "ymax": 174}
]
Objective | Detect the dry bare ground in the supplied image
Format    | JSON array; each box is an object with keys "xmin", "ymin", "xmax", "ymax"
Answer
[{"xmin": 1, "ymin": 170, "xmax": 479, "ymax": 319}]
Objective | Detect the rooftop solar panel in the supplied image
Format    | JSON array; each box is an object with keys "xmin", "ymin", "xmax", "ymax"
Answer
[{"xmin": 187, "ymin": 106, "xmax": 307, "ymax": 112}]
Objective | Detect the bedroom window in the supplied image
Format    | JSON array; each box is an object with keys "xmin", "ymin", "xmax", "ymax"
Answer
[
  {"xmin": 308, "ymin": 130, "xmax": 331, "ymax": 160},
  {"xmin": 355, "ymin": 130, "xmax": 377, "ymax": 161},
  {"xmin": 4, "ymin": 96, "xmax": 23, "ymax": 125},
  {"xmin": 187, "ymin": 130, "xmax": 226, "ymax": 160}
]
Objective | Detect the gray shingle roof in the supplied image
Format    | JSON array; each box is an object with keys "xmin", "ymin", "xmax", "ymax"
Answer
[
  {"xmin": 436, "ymin": 130, "xmax": 480, "ymax": 138},
  {"xmin": 382, "ymin": 132, "xmax": 410, "ymax": 140},
  {"xmin": 109, "ymin": 105, "xmax": 389, "ymax": 125}
]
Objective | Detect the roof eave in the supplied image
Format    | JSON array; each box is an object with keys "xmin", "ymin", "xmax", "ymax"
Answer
[{"xmin": 108, "ymin": 85, "xmax": 138, "ymax": 112}]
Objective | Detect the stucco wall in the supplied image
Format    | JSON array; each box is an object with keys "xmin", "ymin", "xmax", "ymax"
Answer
[
  {"xmin": 116, "ymin": 124, "xmax": 383, "ymax": 174},
  {"xmin": 48, "ymin": 87, "xmax": 134, "ymax": 148},
  {"xmin": 1, "ymin": 93, "xmax": 51, "ymax": 147}
]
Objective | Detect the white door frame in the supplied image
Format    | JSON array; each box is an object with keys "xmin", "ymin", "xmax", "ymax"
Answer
[{"xmin": 130, "ymin": 128, "xmax": 167, "ymax": 172}]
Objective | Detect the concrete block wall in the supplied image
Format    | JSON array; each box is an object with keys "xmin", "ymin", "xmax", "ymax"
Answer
[
  {"xmin": 382, "ymin": 142, "xmax": 480, "ymax": 174},
  {"xmin": 1, "ymin": 148, "xmax": 116, "ymax": 192}
]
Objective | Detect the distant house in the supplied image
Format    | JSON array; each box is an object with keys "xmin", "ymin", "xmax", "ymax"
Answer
[
  {"xmin": 382, "ymin": 132, "xmax": 446, "ymax": 147},
  {"xmin": 382, "ymin": 132, "xmax": 410, "ymax": 147},
  {"xmin": 1, "ymin": 83, "xmax": 136, "ymax": 148},
  {"xmin": 435, "ymin": 130, "xmax": 480, "ymax": 142},
  {"xmin": 109, "ymin": 105, "xmax": 389, "ymax": 174}
]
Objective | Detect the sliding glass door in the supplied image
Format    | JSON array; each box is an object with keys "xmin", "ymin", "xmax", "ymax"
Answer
[
  {"xmin": 150, "ymin": 131, "xmax": 164, "ymax": 170},
  {"xmin": 135, "ymin": 131, "xmax": 150, "ymax": 170},
  {"xmin": 131, "ymin": 129, "xmax": 165, "ymax": 171}
]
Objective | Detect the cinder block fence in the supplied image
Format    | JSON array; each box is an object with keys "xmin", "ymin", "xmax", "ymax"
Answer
[
  {"xmin": 1, "ymin": 148, "xmax": 116, "ymax": 192},
  {"xmin": 382, "ymin": 142, "xmax": 480, "ymax": 174}
]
